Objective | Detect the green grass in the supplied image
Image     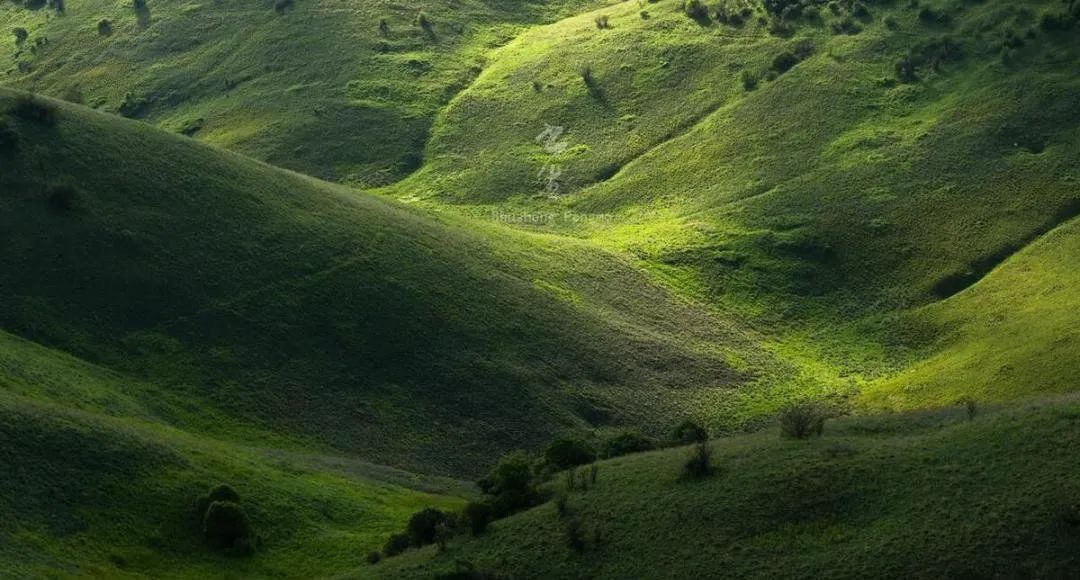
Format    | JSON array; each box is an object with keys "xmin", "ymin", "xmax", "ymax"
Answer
[
  {"xmin": 0, "ymin": 0, "xmax": 1078, "ymax": 576},
  {"xmin": 363, "ymin": 395, "xmax": 1080, "ymax": 579},
  {"xmin": 0, "ymin": 0, "xmax": 614, "ymax": 184},
  {"xmin": 0, "ymin": 89, "xmax": 799, "ymax": 476},
  {"xmin": 0, "ymin": 329, "xmax": 466, "ymax": 579}
]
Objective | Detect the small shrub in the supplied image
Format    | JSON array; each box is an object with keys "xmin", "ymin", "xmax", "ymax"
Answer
[
  {"xmin": 553, "ymin": 491, "xmax": 569, "ymax": 518},
  {"xmin": 741, "ymin": 70, "xmax": 761, "ymax": 91},
  {"xmin": 10, "ymin": 94, "xmax": 56, "ymax": 126},
  {"xmin": 132, "ymin": 0, "xmax": 146, "ymax": 9},
  {"xmin": 416, "ymin": 11, "xmax": 432, "ymax": 32},
  {"xmin": 378, "ymin": 18, "xmax": 389, "ymax": 36},
  {"xmin": 382, "ymin": 532, "xmax": 411, "ymax": 557},
  {"xmin": 13, "ymin": 27, "xmax": 28, "ymax": 45},
  {"xmin": 917, "ymin": 6, "xmax": 950, "ymax": 27},
  {"xmin": 602, "ymin": 431, "xmax": 655, "ymax": 458},
  {"xmin": 830, "ymin": 16, "xmax": 861, "ymax": 35},
  {"xmin": 772, "ymin": 51, "xmax": 800, "ymax": 73},
  {"xmin": 273, "ymin": 0, "xmax": 292, "ymax": 14},
  {"xmin": 194, "ymin": 484, "xmax": 241, "ymax": 518},
  {"xmin": 545, "ymin": 436, "xmax": 596, "ymax": 471},
  {"xmin": 958, "ymin": 398, "xmax": 977, "ymax": 421},
  {"xmin": 564, "ymin": 517, "xmax": 586, "ymax": 551},
  {"xmin": 595, "ymin": 15, "xmax": 610, "ymax": 29},
  {"xmin": 563, "ymin": 467, "xmax": 577, "ymax": 492},
  {"xmin": 96, "ymin": 19, "xmax": 113, "ymax": 36},
  {"xmin": 531, "ymin": 80, "xmax": 542, "ymax": 92},
  {"xmin": 577, "ymin": 64, "xmax": 595, "ymax": 87},
  {"xmin": 406, "ymin": 507, "xmax": 448, "ymax": 547},
  {"xmin": 683, "ymin": 0, "xmax": 708, "ymax": 21},
  {"xmin": 587, "ymin": 463, "xmax": 598, "ymax": 485},
  {"xmin": 779, "ymin": 401, "xmax": 827, "ymax": 439},
  {"xmin": 203, "ymin": 501, "xmax": 255, "ymax": 553},
  {"xmin": 461, "ymin": 501, "xmax": 493, "ymax": 535},
  {"xmin": 681, "ymin": 441, "xmax": 713, "ymax": 479},
  {"xmin": 671, "ymin": 420, "xmax": 708, "ymax": 445},
  {"xmin": 367, "ymin": 551, "xmax": 382, "ymax": 565}
]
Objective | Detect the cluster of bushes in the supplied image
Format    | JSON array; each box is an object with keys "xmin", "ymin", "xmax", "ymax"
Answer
[
  {"xmin": 194, "ymin": 485, "xmax": 257, "ymax": 556},
  {"xmin": 894, "ymin": 36, "xmax": 963, "ymax": 83},
  {"xmin": 373, "ymin": 423, "xmax": 713, "ymax": 563}
]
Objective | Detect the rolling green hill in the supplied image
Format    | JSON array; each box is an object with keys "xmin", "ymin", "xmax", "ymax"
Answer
[
  {"xmin": 0, "ymin": 88, "xmax": 795, "ymax": 477},
  {"xmin": 0, "ymin": 0, "xmax": 613, "ymax": 184},
  {"xmin": 0, "ymin": 0, "xmax": 1078, "ymax": 577},
  {"xmin": 0, "ymin": 328, "xmax": 467, "ymax": 579},
  {"xmin": 363, "ymin": 395, "xmax": 1080, "ymax": 580}
]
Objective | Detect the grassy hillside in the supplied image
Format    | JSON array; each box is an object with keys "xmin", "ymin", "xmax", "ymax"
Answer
[
  {"xmin": 0, "ymin": 329, "xmax": 466, "ymax": 579},
  {"xmin": 0, "ymin": 0, "xmax": 613, "ymax": 183},
  {"xmin": 859, "ymin": 216, "xmax": 1080, "ymax": 411},
  {"xmin": 364, "ymin": 395, "xmax": 1080, "ymax": 580},
  {"xmin": 399, "ymin": 0, "xmax": 1079, "ymax": 314},
  {"xmin": 388, "ymin": 0, "xmax": 1080, "ymax": 409},
  {"xmin": 0, "ymin": 88, "xmax": 798, "ymax": 475}
]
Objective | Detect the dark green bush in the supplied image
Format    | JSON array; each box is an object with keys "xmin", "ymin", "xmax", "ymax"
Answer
[
  {"xmin": 779, "ymin": 401, "xmax": 827, "ymax": 439},
  {"xmin": 416, "ymin": 11, "xmax": 432, "ymax": 31},
  {"xmin": 602, "ymin": 431, "xmax": 655, "ymax": 458},
  {"xmin": 13, "ymin": 27, "xmax": 28, "ymax": 44},
  {"xmin": 772, "ymin": 52, "xmax": 800, "ymax": 73},
  {"xmin": 683, "ymin": 0, "xmax": 708, "ymax": 20},
  {"xmin": 917, "ymin": 6, "xmax": 950, "ymax": 26},
  {"xmin": 406, "ymin": 507, "xmax": 448, "ymax": 547},
  {"xmin": 194, "ymin": 484, "xmax": 241, "ymax": 518},
  {"xmin": 544, "ymin": 436, "xmax": 596, "ymax": 470},
  {"xmin": 741, "ymin": 70, "xmax": 761, "ymax": 91},
  {"xmin": 10, "ymin": 94, "xmax": 56, "ymax": 126},
  {"xmin": 595, "ymin": 15, "xmax": 610, "ymax": 29},
  {"xmin": 367, "ymin": 551, "xmax": 382, "ymax": 565},
  {"xmin": 273, "ymin": 0, "xmax": 291, "ymax": 14},
  {"xmin": 46, "ymin": 184, "xmax": 80, "ymax": 212},
  {"xmin": 671, "ymin": 420, "xmax": 708, "ymax": 445},
  {"xmin": 203, "ymin": 501, "xmax": 255, "ymax": 553},
  {"xmin": 681, "ymin": 441, "xmax": 713, "ymax": 479},
  {"xmin": 461, "ymin": 501, "xmax": 494, "ymax": 535},
  {"xmin": 382, "ymin": 532, "xmax": 411, "ymax": 557}
]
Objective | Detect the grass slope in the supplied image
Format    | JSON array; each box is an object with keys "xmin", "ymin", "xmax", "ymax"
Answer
[
  {"xmin": 0, "ymin": 0, "xmax": 613, "ymax": 184},
  {"xmin": 0, "ymin": 329, "xmax": 466, "ymax": 579},
  {"xmin": 859, "ymin": 216, "xmax": 1080, "ymax": 411},
  {"xmin": 389, "ymin": 0, "xmax": 1080, "ymax": 408},
  {"xmin": 0, "ymin": 89, "xmax": 791, "ymax": 475},
  {"xmin": 365, "ymin": 395, "xmax": 1080, "ymax": 580}
]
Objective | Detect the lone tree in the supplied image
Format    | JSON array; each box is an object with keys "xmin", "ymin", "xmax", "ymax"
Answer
[{"xmin": 194, "ymin": 484, "xmax": 255, "ymax": 555}]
